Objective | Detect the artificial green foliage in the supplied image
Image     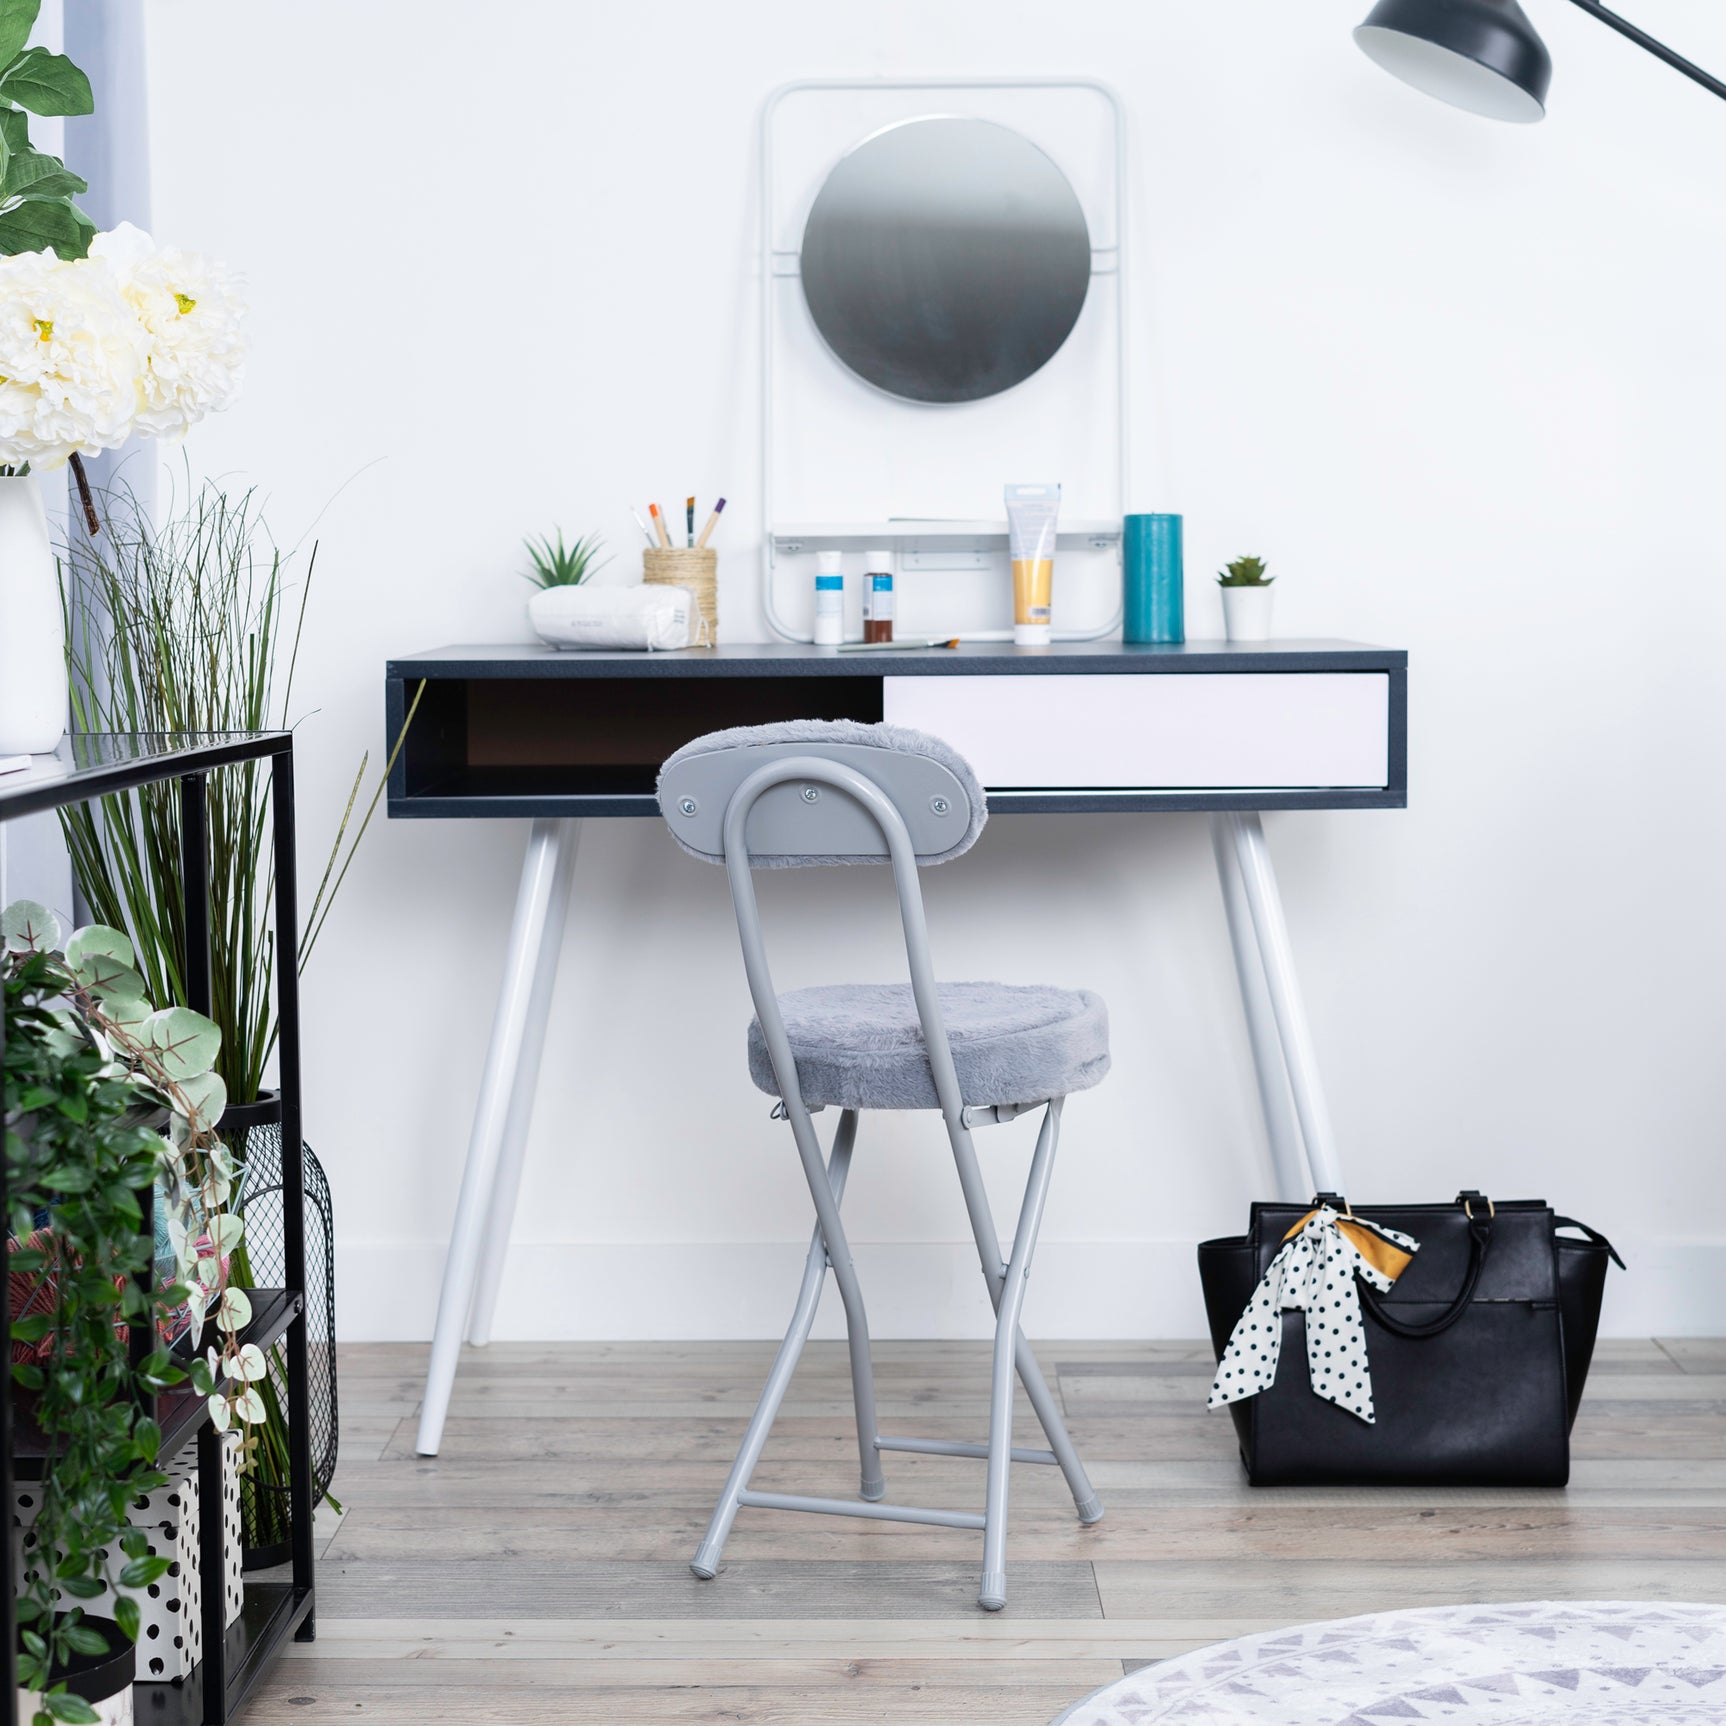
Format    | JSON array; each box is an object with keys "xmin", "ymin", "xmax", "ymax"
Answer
[
  {"xmin": 4, "ymin": 925, "xmax": 182, "ymax": 1721},
  {"xmin": 4, "ymin": 901, "xmax": 269, "ymax": 1724},
  {"xmin": 60, "ymin": 483, "xmax": 299, "ymax": 1102},
  {"xmin": 0, "ymin": 2, "xmax": 96, "ymax": 261},
  {"xmin": 1217, "ymin": 555, "xmax": 1273, "ymax": 588},
  {"xmin": 524, "ymin": 528, "xmax": 608, "ymax": 589},
  {"xmin": 58, "ymin": 477, "xmax": 416, "ymax": 1529},
  {"xmin": 60, "ymin": 477, "xmax": 422, "ymax": 1104}
]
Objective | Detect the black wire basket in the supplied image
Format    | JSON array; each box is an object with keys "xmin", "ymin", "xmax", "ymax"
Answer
[{"xmin": 219, "ymin": 1093, "xmax": 338, "ymax": 1568}]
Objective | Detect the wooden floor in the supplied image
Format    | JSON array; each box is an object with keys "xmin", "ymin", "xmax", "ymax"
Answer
[{"xmin": 251, "ymin": 1337, "xmax": 1726, "ymax": 1724}]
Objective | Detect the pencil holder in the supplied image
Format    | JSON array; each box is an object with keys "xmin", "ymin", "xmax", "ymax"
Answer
[{"xmin": 643, "ymin": 547, "xmax": 717, "ymax": 644}]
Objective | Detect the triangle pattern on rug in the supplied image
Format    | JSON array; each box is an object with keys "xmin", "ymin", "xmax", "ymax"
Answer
[{"xmin": 1599, "ymin": 1667, "xmax": 1652, "ymax": 1686}]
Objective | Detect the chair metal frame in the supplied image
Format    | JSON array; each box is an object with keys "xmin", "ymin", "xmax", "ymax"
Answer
[{"xmin": 687, "ymin": 749, "xmax": 1103, "ymax": 1612}]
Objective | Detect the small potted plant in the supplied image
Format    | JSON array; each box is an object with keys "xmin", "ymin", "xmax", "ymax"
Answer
[
  {"xmin": 1218, "ymin": 555, "xmax": 1274, "ymax": 642},
  {"xmin": 523, "ymin": 528, "xmax": 609, "ymax": 638}
]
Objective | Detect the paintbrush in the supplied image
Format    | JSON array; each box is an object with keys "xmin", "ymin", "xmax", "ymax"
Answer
[
  {"xmin": 694, "ymin": 497, "xmax": 727, "ymax": 549},
  {"xmin": 648, "ymin": 503, "xmax": 672, "ymax": 548},
  {"xmin": 835, "ymin": 636, "xmax": 960, "ymax": 653},
  {"xmin": 686, "ymin": 497, "xmax": 696, "ymax": 547}
]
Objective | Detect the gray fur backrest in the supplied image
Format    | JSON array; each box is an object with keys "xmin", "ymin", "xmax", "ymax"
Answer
[{"xmin": 657, "ymin": 719, "xmax": 988, "ymax": 869}]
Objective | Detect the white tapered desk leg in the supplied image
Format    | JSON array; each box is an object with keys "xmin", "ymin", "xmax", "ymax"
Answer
[
  {"xmin": 416, "ymin": 818, "xmax": 579, "ymax": 1457},
  {"xmin": 1220, "ymin": 811, "xmax": 1346, "ymax": 1197},
  {"xmin": 467, "ymin": 819, "xmax": 582, "ymax": 1346},
  {"xmin": 1211, "ymin": 815, "xmax": 1308, "ymax": 1202}
]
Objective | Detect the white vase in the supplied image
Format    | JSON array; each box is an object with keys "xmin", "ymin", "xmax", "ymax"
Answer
[
  {"xmin": 0, "ymin": 473, "xmax": 66, "ymax": 754},
  {"xmin": 1221, "ymin": 584, "xmax": 1274, "ymax": 643}
]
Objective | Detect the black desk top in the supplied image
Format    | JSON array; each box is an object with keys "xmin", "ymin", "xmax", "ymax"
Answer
[
  {"xmin": 388, "ymin": 638, "xmax": 1406, "ymax": 680},
  {"xmin": 384, "ymin": 639, "xmax": 1408, "ymax": 819}
]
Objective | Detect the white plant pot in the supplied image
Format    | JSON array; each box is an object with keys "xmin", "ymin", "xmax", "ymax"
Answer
[
  {"xmin": 15, "ymin": 1681, "xmax": 132, "ymax": 1726},
  {"xmin": 0, "ymin": 473, "xmax": 67, "ymax": 754},
  {"xmin": 1220, "ymin": 584, "xmax": 1274, "ymax": 643}
]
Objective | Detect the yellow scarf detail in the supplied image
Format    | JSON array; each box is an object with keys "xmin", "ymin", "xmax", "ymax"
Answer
[{"xmin": 1282, "ymin": 1208, "xmax": 1415, "ymax": 1284}]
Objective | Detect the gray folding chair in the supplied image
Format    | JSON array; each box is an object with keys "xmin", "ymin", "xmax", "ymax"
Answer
[{"xmin": 657, "ymin": 719, "xmax": 1109, "ymax": 1612}]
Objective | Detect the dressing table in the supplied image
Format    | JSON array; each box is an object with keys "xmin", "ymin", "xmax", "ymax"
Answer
[
  {"xmin": 387, "ymin": 636, "xmax": 1408, "ymax": 1455},
  {"xmin": 399, "ymin": 75, "xmax": 1409, "ymax": 1456}
]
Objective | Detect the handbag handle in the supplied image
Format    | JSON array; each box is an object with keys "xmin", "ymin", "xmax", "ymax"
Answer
[
  {"xmin": 1555, "ymin": 1215, "xmax": 1626, "ymax": 1270},
  {"xmin": 1356, "ymin": 1207, "xmax": 1494, "ymax": 1339}
]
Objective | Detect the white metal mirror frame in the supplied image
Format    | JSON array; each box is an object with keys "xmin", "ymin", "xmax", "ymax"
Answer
[{"xmin": 759, "ymin": 76, "xmax": 1131, "ymax": 644}]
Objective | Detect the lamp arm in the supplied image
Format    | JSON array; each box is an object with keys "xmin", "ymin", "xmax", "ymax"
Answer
[{"xmin": 1565, "ymin": 0, "xmax": 1726, "ymax": 103}]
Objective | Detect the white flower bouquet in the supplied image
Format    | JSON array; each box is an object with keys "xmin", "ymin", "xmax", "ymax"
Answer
[{"xmin": 0, "ymin": 222, "xmax": 246, "ymax": 524}]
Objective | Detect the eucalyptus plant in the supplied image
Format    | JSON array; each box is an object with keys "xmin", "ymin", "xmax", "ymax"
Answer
[
  {"xmin": 5, "ymin": 951, "xmax": 169, "ymax": 1723},
  {"xmin": 4, "ymin": 901, "xmax": 262, "ymax": 1722},
  {"xmin": 3, "ymin": 901, "xmax": 262, "ymax": 1432}
]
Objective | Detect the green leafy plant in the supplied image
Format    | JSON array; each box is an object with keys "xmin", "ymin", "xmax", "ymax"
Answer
[
  {"xmin": 1217, "ymin": 555, "xmax": 1273, "ymax": 587},
  {"xmin": 3, "ymin": 900, "xmax": 258, "ymax": 1723},
  {"xmin": 524, "ymin": 528, "xmax": 608, "ymax": 589},
  {"xmin": 0, "ymin": 0, "xmax": 96, "ymax": 261}
]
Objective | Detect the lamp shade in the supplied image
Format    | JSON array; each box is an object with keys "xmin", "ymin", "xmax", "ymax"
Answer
[{"xmin": 1355, "ymin": 0, "xmax": 1552, "ymax": 122}]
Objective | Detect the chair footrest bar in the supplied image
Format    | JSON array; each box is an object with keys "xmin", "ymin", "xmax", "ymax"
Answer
[
  {"xmin": 736, "ymin": 1489, "xmax": 986, "ymax": 1531},
  {"xmin": 876, "ymin": 1435, "xmax": 1059, "ymax": 1465}
]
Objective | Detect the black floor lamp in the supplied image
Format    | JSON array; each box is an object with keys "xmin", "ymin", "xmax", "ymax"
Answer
[{"xmin": 1355, "ymin": 0, "xmax": 1726, "ymax": 120}]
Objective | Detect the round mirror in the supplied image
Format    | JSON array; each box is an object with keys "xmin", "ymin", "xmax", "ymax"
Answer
[{"xmin": 799, "ymin": 117, "xmax": 1092, "ymax": 405}]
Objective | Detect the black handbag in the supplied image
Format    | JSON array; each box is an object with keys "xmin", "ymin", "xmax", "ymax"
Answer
[{"xmin": 1197, "ymin": 1191, "xmax": 1621, "ymax": 1487}]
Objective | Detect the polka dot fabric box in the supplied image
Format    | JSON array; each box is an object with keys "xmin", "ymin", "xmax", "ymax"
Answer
[{"xmin": 12, "ymin": 1433, "xmax": 244, "ymax": 1684}]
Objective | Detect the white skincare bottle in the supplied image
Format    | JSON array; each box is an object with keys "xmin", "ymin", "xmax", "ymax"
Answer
[{"xmin": 814, "ymin": 550, "xmax": 845, "ymax": 645}]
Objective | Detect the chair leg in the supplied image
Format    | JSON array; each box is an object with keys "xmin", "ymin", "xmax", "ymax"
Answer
[
  {"xmin": 692, "ymin": 1110, "xmax": 866, "ymax": 1579},
  {"xmin": 978, "ymin": 1099, "xmax": 1063, "ymax": 1611},
  {"xmin": 785, "ymin": 1106, "xmax": 886, "ymax": 1505},
  {"xmin": 945, "ymin": 1113, "xmax": 1103, "ymax": 1527}
]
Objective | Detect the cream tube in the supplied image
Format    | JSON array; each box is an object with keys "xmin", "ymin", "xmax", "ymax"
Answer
[{"xmin": 1006, "ymin": 483, "xmax": 1060, "ymax": 646}]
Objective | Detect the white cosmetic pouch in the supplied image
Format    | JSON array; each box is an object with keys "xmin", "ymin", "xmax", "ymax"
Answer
[{"xmin": 528, "ymin": 583, "xmax": 697, "ymax": 651}]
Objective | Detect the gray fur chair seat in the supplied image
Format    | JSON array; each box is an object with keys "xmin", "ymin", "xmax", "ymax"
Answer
[{"xmin": 747, "ymin": 980, "xmax": 1110, "ymax": 1112}]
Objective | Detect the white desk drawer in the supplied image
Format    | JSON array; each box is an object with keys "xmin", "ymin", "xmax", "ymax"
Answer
[{"xmin": 882, "ymin": 672, "xmax": 1391, "ymax": 789}]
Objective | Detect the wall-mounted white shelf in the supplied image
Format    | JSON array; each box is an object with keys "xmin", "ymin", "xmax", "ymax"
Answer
[
  {"xmin": 772, "ymin": 519, "xmax": 1120, "ymax": 551},
  {"xmin": 772, "ymin": 519, "xmax": 1121, "ymax": 572}
]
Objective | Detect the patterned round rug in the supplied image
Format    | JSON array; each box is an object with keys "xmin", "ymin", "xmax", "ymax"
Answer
[{"xmin": 1052, "ymin": 1601, "xmax": 1726, "ymax": 1724}]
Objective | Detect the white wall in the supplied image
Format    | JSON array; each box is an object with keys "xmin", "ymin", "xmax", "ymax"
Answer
[{"xmin": 139, "ymin": 0, "xmax": 1726, "ymax": 1340}]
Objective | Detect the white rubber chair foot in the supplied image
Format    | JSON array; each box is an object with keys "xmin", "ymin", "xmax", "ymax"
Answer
[
  {"xmin": 860, "ymin": 1475, "xmax": 887, "ymax": 1502},
  {"xmin": 1075, "ymin": 1494, "xmax": 1105, "ymax": 1524},
  {"xmin": 978, "ymin": 1572, "xmax": 1007, "ymax": 1612}
]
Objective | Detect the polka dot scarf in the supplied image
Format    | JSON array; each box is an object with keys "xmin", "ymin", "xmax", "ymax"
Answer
[{"xmin": 1207, "ymin": 1205, "xmax": 1420, "ymax": 1425}]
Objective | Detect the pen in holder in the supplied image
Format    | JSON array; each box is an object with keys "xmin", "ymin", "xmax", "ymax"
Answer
[{"xmin": 643, "ymin": 547, "xmax": 717, "ymax": 645}]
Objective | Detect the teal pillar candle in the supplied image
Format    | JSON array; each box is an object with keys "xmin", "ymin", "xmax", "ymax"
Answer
[{"xmin": 1123, "ymin": 513, "xmax": 1184, "ymax": 644}]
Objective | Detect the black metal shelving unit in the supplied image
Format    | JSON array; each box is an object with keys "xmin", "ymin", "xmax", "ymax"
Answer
[{"xmin": 0, "ymin": 732, "xmax": 315, "ymax": 1723}]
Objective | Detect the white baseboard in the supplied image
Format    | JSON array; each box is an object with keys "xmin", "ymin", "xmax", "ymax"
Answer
[{"xmin": 334, "ymin": 1234, "xmax": 1719, "ymax": 1342}]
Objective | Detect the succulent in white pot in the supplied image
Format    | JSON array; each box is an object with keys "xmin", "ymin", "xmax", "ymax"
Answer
[
  {"xmin": 1218, "ymin": 555, "xmax": 1274, "ymax": 643},
  {"xmin": 520, "ymin": 529, "xmax": 696, "ymax": 650}
]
